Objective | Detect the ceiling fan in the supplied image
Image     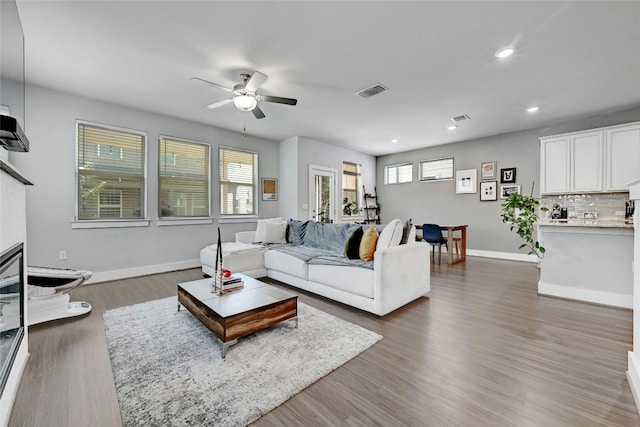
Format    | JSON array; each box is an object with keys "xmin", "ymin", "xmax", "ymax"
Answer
[{"xmin": 191, "ymin": 71, "xmax": 297, "ymax": 119}]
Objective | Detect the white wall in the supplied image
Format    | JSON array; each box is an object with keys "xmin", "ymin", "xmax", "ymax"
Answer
[
  {"xmin": 279, "ymin": 136, "xmax": 376, "ymax": 221},
  {"xmin": 11, "ymin": 84, "xmax": 280, "ymax": 281},
  {"xmin": 278, "ymin": 136, "xmax": 299, "ymax": 220},
  {"xmin": 376, "ymin": 107, "xmax": 640, "ymax": 256}
]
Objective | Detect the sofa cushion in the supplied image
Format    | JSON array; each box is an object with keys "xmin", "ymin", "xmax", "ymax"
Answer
[
  {"xmin": 264, "ymin": 249, "xmax": 310, "ymax": 279},
  {"xmin": 261, "ymin": 220, "xmax": 287, "ymax": 244},
  {"xmin": 359, "ymin": 226, "xmax": 379, "ymax": 262},
  {"xmin": 303, "ymin": 221, "xmax": 360, "ymax": 253},
  {"xmin": 308, "ymin": 254, "xmax": 374, "ymax": 270},
  {"xmin": 308, "ymin": 264, "xmax": 374, "ymax": 299},
  {"xmin": 287, "ymin": 219, "xmax": 308, "ymax": 245},
  {"xmin": 254, "ymin": 217, "xmax": 284, "ymax": 243},
  {"xmin": 376, "ymin": 219, "xmax": 403, "ymax": 251},
  {"xmin": 344, "ymin": 227, "xmax": 364, "ymax": 259}
]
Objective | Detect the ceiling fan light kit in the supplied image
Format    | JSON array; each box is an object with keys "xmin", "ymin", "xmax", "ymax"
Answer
[
  {"xmin": 233, "ymin": 95, "xmax": 257, "ymax": 111},
  {"xmin": 193, "ymin": 71, "xmax": 298, "ymax": 119}
]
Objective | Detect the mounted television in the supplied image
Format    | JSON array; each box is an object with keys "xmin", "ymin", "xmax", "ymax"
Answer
[{"xmin": 0, "ymin": 0, "xmax": 30, "ymax": 153}]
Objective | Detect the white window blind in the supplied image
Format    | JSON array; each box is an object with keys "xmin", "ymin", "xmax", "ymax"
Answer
[
  {"xmin": 159, "ymin": 137, "xmax": 210, "ymax": 218},
  {"xmin": 342, "ymin": 161, "xmax": 361, "ymax": 216},
  {"xmin": 420, "ymin": 157, "xmax": 454, "ymax": 182},
  {"xmin": 76, "ymin": 122, "xmax": 146, "ymax": 220},
  {"xmin": 219, "ymin": 147, "xmax": 257, "ymax": 215},
  {"xmin": 384, "ymin": 163, "xmax": 413, "ymax": 184}
]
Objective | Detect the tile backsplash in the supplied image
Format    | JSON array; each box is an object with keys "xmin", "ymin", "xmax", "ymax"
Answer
[{"xmin": 540, "ymin": 193, "xmax": 629, "ymax": 221}]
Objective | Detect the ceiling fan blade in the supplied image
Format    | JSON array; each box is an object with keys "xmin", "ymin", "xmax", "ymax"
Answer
[
  {"xmin": 206, "ymin": 98, "xmax": 233, "ymax": 109},
  {"xmin": 252, "ymin": 105, "xmax": 266, "ymax": 119},
  {"xmin": 191, "ymin": 77, "xmax": 234, "ymax": 93},
  {"xmin": 245, "ymin": 71, "xmax": 268, "ymax": 92},
  {"xmin": 258, "ymin": 95, "xmax": 298, "ymax": 106}
]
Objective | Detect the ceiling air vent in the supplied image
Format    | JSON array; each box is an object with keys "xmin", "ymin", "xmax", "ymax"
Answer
[
  {"xmin": 356, "ymin": 83, "xmax": 388, "ymax": 99},
  {"xmin": 451, "ymin": 114, "xmax": 471, "ymax": 122}
]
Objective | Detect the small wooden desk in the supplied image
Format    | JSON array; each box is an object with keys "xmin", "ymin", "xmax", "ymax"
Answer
[{"xmin": 416, "ymin": 224, "xmax": 468, "ymax": 265}]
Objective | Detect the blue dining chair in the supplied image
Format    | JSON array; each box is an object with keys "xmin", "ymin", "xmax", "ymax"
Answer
[{"xmin": 422, "ymin": 224, "xmax": 448, "ymax": 264}]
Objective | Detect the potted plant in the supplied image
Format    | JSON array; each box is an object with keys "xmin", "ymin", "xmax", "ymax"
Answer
[
  {"xmin": 342, "ymin": 197, "xmax": 359, "ymax": 216},
  {"xmin": 500, "ymin": 189, "xmax": 548, "ymax": 259}
]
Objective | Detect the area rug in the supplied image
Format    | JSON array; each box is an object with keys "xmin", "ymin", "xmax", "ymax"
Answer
[{"xmin": 103, "ymin": 296, "xmax": 382, "ymax": 426}]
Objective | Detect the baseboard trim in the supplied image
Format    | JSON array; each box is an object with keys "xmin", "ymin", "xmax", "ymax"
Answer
[
  {"xmin": 86, "ymin": 259, "xmax": 201, "ymax": 284},
  {"xmin": 466, "ymin": 249, "xmax": 538, "ymax": 263},
  {"xmin": 538, "ymin": 280, "xmax": 632, "ymax": 309},
  {"xmin": 627, "ymin": 351, "xmax": 640, "ymax": 416}
]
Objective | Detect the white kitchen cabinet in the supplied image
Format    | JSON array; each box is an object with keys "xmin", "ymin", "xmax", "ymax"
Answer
[
  {"xmin": 605, "ymin": 123, "xmax": 640, "ymax": 191},
  {"xmin": 571, "ymin": 131, "xmax": 603, "ymax": 192},
  {"xmin": 540, "ymin": 121, "xmax": 640, "ymax": 195},
  {"xmin": 540, "ymin": 136, "xmax": 570, "ymax": 194}
]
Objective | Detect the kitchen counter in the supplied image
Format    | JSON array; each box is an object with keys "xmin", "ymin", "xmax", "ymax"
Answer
[
  {"xmin": 538, "ymin": 224, "xmax": 633, "ymax": 308},
  {"xmin": 539, "ymin": 219, "xmax": 633, "ymax": 228}
]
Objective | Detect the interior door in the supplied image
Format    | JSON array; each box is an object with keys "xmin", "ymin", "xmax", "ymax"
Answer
[{"xmin": 308, "ymin": 165, "xmax": 337, "ymax": 223}]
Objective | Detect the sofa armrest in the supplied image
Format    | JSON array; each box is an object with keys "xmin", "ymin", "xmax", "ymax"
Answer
[
  {"xmin": 235, "ymin": 231, "xmax": 256, "ymax": 243},
  {"xmin": 373, "ymin": 242, "xmax": 431, "ymax": 315}
]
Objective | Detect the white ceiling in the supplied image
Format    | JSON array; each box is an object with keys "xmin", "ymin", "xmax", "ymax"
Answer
[{"xmin": 15, "ymin": 1, "xmax": 640, "ymax": 156}]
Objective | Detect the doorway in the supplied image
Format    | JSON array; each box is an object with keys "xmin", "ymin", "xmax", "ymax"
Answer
[{"xmin": 308, "ymin": 165, "xmax": 337, "ymax": 223}]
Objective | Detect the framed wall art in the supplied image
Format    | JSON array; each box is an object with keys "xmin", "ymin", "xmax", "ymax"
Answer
[
  {"xmin": 455, "ymin": 169, "xmax": 477, "ymax": 194},
  {"xmin": 500, "ymin": 167, "xmax": 516, "ymax": 183},
  {"xmin": 480, "ymin": 181, "xmax": 498, "ymax": 201},
  {"xmin": 481, "ymin": 161, "xmax": 497, "ymax": 180},
  {"xmin": 262, "ymin": 178, "xmax": 278, "ymax": 201},
  {"xmin": 500, "ymin": 184, "xmax": 521, "ymax": 199}
]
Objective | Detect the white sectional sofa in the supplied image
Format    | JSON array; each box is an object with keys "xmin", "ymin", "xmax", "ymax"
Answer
[{"xmin": 200, "ymin": 219, "xmax": 430, "ymax": 316}]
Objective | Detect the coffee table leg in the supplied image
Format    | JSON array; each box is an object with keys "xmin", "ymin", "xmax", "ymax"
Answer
[
  {"xmin": 222, "ymin": 339, "xmax": 238, "ymax": 358},
  {"xmin": 295, "ymin": 316, "xmax": 298, "ymax": 328}
]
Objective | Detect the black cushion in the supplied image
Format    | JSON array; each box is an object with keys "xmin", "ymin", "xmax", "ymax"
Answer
[{"xmin": 343, "ymin": 227, "xmax": 364, "ymax": 259}]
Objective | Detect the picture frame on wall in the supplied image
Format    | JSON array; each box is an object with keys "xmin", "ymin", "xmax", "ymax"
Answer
[
  {"xmin": 262, "ymin": 178, "xmax": 278, "ymax": 201},
  {"xmin": 480, "ymin": 181, "xmax": 498, "ymax": 201},
  {"xmin": 481, "ymin": 161, "xmax": 497, "ymax": 180},
  {"xmin": 500, "ymin": 184, "xmax": 521, "ymax": 199},
  {"xmin": 455, "ymin": 169, "xmax": 477, "ymax": 194},
  {"xmin": 500, "ymin": 167, "xmax": 517, "ymax": 183}
]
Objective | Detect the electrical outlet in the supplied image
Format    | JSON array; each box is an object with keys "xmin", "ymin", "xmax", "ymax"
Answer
[{"xmin": 59, "ymin": 250, "xmax": 67, "ymax": 260}]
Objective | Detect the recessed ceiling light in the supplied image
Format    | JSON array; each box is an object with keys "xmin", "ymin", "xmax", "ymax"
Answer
[
  {"xmin": 495, "ymin": 47, "xmax": 515, "ymax": 58},
  {"xmin": 391, "ymin": 138, "xmax": 399, "ymax": 143},
  {"xmin": 447, "ymin": 124, "xmax": 457, "ymax": 130},
  {"xmin": 526, "ymin": 106, "xmax": 540, "ymax": 113}
]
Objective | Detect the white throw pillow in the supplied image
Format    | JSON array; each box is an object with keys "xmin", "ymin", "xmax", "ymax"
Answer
[
  {"xmin": 376, "ymin": 218, "xmax": 403, "ymax": 251},
  {"xmin": 261, "ymin": 220, "xmax": 287, "ymax": 244},
  {"xmin": 254, "ymin": 217, "xmax": 283, "ymax": 243},
  {"xmin": 407, "ymin": 225, "xmax": 417, "ymax": 244}
]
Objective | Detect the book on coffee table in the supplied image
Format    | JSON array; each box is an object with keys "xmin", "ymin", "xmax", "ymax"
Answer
[{"xmin": 221, "ymin": 275, "xmax": 243, "ymax": 290}]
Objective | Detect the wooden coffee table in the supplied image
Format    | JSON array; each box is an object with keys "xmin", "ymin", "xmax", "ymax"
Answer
[{"xmin": 177, "ymin": 274, "xmax": 297, "ymax": 358}]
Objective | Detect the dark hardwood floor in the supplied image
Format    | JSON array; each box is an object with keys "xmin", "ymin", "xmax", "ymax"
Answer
[{"xmin": 9, "ymin": 257, "xmax": 640, "ymax": 426}]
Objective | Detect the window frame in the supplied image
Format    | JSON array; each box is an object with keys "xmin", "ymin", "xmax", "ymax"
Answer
[
  {"xmin": 341, "ymin": 161, "xmax": 362, "ymax": 219},
  {"xmin": 73, "ymin": 119, "xmax": 149, "ymax": 229},
  {"xmin": 419, "ymin": 156, "xmax": 454, "ymax": 182},
  {"xmin": 157, "ymin": 135, "xmax": 211, "ymax": 221},
  {"xmin": 384, "ymin": 162, "xmax": 413, "ymax": 185},
  {"xmin": 218, "ymin": 145, "xmax": 258, "ymax": 218}
]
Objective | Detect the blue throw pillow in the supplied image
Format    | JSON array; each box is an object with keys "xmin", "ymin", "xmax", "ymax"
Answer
[{"xmin": 287, "ymin": 219, "xmax": 308, "ymax": 245}]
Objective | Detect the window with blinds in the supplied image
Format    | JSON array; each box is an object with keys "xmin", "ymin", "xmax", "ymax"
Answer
[
  {"xmin": 419, "ymin": 157, "xmax": 454, "ymax": 182},
  {"xmin": 219, "ymin": 147, "xmax": 257, "ymax": 215},
  {"xmin": 76, "ymin": 121, "xmax": 146, "ymax": 220},
  {"xmin": 159, "ymin": 137, "xmax": 210, "ymax": 218},
  {"xmin": 342, "ymin": 162, "xmax": 361, "ymax": 216},
  {"xmin": 384, "ymin": 163, "xmax": 413, "ymax": 185}
]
